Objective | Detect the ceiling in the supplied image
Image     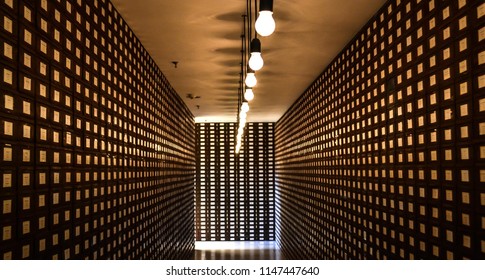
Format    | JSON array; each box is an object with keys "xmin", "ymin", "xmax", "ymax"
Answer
[{"xmin": 110, "ymin": 0, "xmax": 387, "ymax": 123}]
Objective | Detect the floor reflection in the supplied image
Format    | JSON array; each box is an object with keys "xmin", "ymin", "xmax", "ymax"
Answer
[{"xmin": 194, "ymin": 241, "xmax": 284, "ymax": 260}]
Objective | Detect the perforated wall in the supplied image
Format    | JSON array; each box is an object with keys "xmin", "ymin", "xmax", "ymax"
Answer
[
  {"xmin": 275, "ymin": 0, "xmax": 485, "ymax": 259},
  {"xmin": 0, "ymin": 0, "xmax": 195, "ymax": 259},
  {"xmin": 196, "ymin": 122, "xmax": 275, "ymax": 241}
]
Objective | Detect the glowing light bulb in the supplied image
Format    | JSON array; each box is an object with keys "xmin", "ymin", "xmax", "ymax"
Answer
[
  {"xmin": 240, "ymin": 110, "xmax": 247, "ymax": 119},
  {"xmin": 255, "ymin": 11, "xmax": 275, "ymax": 37},
  {"xmin": 249, "ymin": 52, "xmax": 264, "ymax": 71},
  {"xmin": 249, "ymin": 38, "xmax": 264, "ymax": 71},
  {"xmin": 241, "ymin": 102, "xmax": 249, "ymax": 113},
  {"xmin": 245, "ymin": 73, "xmax": 257, "ymax": 88},
  {"xmin": 239, "ymin": 120, "xmax": 246, "ymax": 128},
  {"xmin": 244, "ymin": 88, "xmax": 254, "ymax": 101}
]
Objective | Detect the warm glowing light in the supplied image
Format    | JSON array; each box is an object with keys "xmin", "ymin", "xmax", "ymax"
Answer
[
  {"xmin": 239, "ymin": 111, "xmax": 247, "ymax": 119},
  {"xmin": 249, "ymin": 53, "xmax": 264, "ymax": 71},
  {"xmin": 245, "ymin": 73, "xmax": 257, "ymax": 87},
  {"xmin": 244, "ymin": 88, "xmax": 254, "ymax": 101},
  {"xmin": 255, "ymin": 11, "xmax": 275, "ymax": 37},
  {"xmin": 241, "ymin": 102, "xmax": 250, "ymax": 113}
]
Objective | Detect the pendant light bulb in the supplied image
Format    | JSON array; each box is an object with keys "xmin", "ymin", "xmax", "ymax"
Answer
[
  {"xmin": 241, "ymin": 102, "xmax": 250, "ymax": 113},
  {"xmin": 244, "ymin": 88, "xmax": 254, "ymax": 101},
  {"xmin": 249, "ymin": 52, "xmax": 264, "ymax": 71},
  {"xmin": 255, "ymin": 12, "xmax": 275, "ymax": 37},
  {"xmin": 239, "ymin": 114, "xmax": 247, "ymax": 123},
  {"xmin": 240, "ymin": 110, "xmax": 247, "ymax": 119},
  {"xmin": 256, "ymin": 0, "xmax": 275, "ymax": 37},
  {"xmin": 245, "ymin": 73, "xmax": 257, "ymax": 88},
  {"xmin": 249, "ymin": 38, "xmax": 264, "ymax": 71}
]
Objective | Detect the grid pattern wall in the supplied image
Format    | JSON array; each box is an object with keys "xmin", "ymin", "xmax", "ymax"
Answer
[
  {"xmin": 196, "ymin": 123, "xmax": 275, "ymax": 241},
  {"xmin": 0, "ymin": 0, "xmax": 195, "ymax": 259},
  {"xmin": 275, "ymin": 0, "xmax": 485, "ymax": 259}
]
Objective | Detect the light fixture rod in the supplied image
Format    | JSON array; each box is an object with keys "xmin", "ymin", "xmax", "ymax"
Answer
[
  {"xmin": 246, "ymin": 0, "xmax": 252, "ymax": 68},
  {"xmin": 254, "ymin": 0, "xmax": 258, "ymax": 38},
  {"xmin": 239, "ymin": 15, "xmax": 247, "ymax": 119}
]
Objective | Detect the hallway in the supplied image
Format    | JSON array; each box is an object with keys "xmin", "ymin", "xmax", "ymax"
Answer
[{"xmin": 1, "ymin": 0, "xmax": 484, "ymax": 261}]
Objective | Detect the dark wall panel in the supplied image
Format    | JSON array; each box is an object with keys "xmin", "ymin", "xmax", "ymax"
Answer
[
  {"xmin": 196, "ymin": 123, "xmax": 275, "ymax": 241},
  {"xmin": 275, "ymin": 0, "xmax": 485, "ymax": 259},
  {"xmin": 0, "ymin": 0, "xmax": 195, "ymax": 259}
]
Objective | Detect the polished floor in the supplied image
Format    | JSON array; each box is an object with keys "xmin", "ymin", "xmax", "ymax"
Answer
[{"xmin": 193, "ymin": 241, "xmax": 285, "ymax": 260}]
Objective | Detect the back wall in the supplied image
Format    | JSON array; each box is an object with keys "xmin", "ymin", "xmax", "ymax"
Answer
[{"xmin": 195, "ymin": 122, "xmax": 275, "ymax": 241}]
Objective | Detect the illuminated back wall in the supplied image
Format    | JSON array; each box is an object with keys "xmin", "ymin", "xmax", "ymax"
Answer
[{"xmin": 195, "ymin": 122, "xmax": 275, "ymax": 241}]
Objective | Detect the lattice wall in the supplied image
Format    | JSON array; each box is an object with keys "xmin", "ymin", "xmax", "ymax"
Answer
[
  {"xmin": 0, "ymin": 0, "xmax": 195, "ymax": 259},
  {"xmin": 196, "ymin": 122, "xmax": 275, "ymax": 241},
  {"xmin": 275, "ymin": 0, "xmax": 485, "ymax": 259}
]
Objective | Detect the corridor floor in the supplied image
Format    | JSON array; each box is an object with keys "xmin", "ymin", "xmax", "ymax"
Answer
[{"xmin": 193, "ymin": 241, "xmax": 285, "ymax": 260}]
